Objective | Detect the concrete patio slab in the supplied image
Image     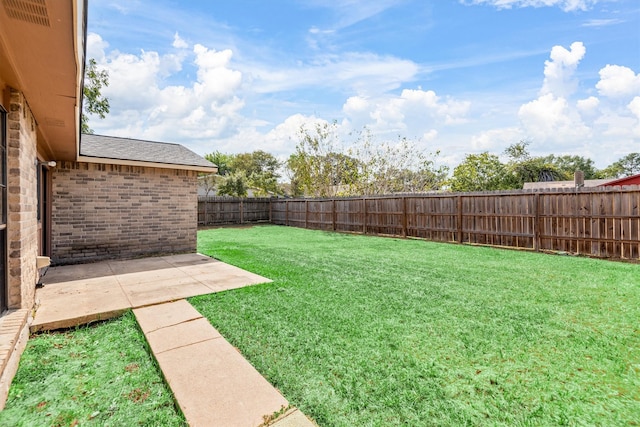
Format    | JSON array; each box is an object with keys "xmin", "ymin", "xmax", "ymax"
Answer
[
  {"xmin": 107, "ymin": 257, "xmax": 174, "ymax": 275},
  {"xmin": 31, "ymin": 253, "xmax": 271, "ymax": 332},
  {"xmin": 120, "ymin": 277, "xmax": 212, "ymax": 307},
  {"xmin": 114, "ymin": 266, "xmax": 192, "ymax": 286},
  {"xmin": 42, "ymin": 261, "xmax": 114, "ymax": 283},
  {"xmin": 32, "ymin": 277, "xmax": 131, "ymax": 332},
  {"xmin": 162, "ymin": 253, "xmax": 222, "ymax": 266},
  {"xmin": 192, "ymin": 272, "xmax": 269, "ymax": 292}
]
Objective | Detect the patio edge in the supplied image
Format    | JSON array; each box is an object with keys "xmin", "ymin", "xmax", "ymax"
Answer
[{"xmin": 0, "ymin": 309, "xmax": 30, "ymax": 410}]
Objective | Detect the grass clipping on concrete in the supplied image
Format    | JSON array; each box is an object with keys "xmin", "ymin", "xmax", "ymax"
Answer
[
  {"xmin": 0, "ymin": 311, "xmax": 185, "ymax": 427},
  {"xmin": 192, "ymin": 225, "xmax": 640, "ymax": 427}
]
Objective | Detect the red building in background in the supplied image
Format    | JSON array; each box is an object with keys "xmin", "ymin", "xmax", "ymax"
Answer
[{"xmin": 602, "ymin": 173, "xmax": 640, "ymax": 187}]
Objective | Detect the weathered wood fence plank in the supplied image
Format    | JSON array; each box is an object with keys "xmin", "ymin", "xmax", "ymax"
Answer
[{"xmin": 198, "ymin": 186, "xmax": 640, "ymax": 259}]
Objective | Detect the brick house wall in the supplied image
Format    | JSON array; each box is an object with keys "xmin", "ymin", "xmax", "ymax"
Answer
[
  {"xmin": 50, "ymin": 162, "xmax": 198, "ymax": 264},
  {"xmin": 6, "ymin": 89, "xmax": 38, "ymax": 309}
]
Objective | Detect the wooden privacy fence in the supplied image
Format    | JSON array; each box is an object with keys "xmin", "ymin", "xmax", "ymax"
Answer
[
  {"xmin": 198, "ymin": 197, "xmax": 272, "ymax": 225},
  {"xmin": 199, "ymin": 187, "xmax": 640, "ymax": 260}
]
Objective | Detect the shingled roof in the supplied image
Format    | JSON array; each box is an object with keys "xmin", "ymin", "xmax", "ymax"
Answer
[{"xmin": 79, "ymin": 134, "xmax": 217, "ymax": 171}]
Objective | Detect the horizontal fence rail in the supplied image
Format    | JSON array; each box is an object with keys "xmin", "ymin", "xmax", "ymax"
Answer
[{"xmin": 198, "ymin": 186, "xmax": 640, "ymax": 260}]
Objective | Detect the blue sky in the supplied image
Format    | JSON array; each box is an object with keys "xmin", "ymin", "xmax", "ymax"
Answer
[{"xmin": 86, "ymin": 0, "xmax": 640, "ymax": 169}]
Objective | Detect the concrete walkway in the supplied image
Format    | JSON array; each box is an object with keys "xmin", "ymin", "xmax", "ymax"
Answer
[
  {"xmin": 32, "ymin": 254, "xmax": 315, "ymax": 427},
  {"xmin": 134, "ymin": 300, "xmax": 312, "ymax": 426}
]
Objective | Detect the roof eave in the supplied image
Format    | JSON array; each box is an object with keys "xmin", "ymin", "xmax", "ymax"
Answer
[
  {"xmin": 76, "ymin": 155, "xmax": 219, "ymax": 173},
  {"xmin": 0, "ymin": 0, "xmax": 86, "ymax": 160}
]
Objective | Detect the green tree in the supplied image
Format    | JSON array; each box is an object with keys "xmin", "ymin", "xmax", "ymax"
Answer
[
  {"xmin": 542, "ymin": 154, "xmax": 598, "ymax": 179},
  {"xmin": 230, "ymin": 150, "xmax": 282, "ymax": 196},
  {"xmin": 286, "ymin": 121, "xmax": 345, "ymax": 197},
  {"xmin": 81, "ymin": 58, "xmax": 110, "ymax": 134},
  {"xmin": 202, "ymin": 150, "xmax": 283, "ymax": 196},
  {"xmin": 286, "ymin": 150, "xmax": 361, "ymax": 197},
  {"xmin": 204, "ymin": 151, "xmax": 234, "ymax": 176},
  {"xmin": 348, "ymin": 132, "xmax": 447, "ymax": 195},
  {"xmin": 506, "ymin": 157, "xmax": 564, "ymax": 188},
  {"xmin": 599, "ymin": 153, "xmax": 640, "ymax": 178},
  {"xmin": 285, "ymin": 153, "xmax": 308, "ymax": 197},
  {"xmin": 503, "ymin": 140, "xmax": 531, "ymax": 163},
  {"xmin": 448, "ymin": 152, "xmax": 508, "ymax": 192},
  {"xmin": 502, "ymin": 141, "xmax": 564, "ymax": 188},
  {"xmin": 198, "ymin": 174, "xmax": 220, "ymax": 197},
  {"xmin": 288, "ymin": 123, "xmax": 447, "ymax": 197},
  {"xmin": 216, "ymin": 171, "xmax": 248, "ymax": 197}
]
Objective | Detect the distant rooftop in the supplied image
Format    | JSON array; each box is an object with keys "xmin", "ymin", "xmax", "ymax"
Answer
[
  {"xmin": 523, "ymin": 179, "xmax": 610, "ymax": 190},
  {"xmin": 80, "ymin": 134, "xmax": 216, "ymax": 171}
]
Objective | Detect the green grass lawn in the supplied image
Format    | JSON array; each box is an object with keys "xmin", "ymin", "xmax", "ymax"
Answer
[
  {"xmin": 192, "ymin": 225, "xmax": 640, "ymax": 427},
  {"xmin": 0, "ymin": 311, "xmax": 185, "ymax": 427}
]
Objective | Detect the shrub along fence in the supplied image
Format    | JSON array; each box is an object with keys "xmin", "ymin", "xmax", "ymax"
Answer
[{"xmin": 198, "ymin": 186, "xmax": 640, "ymax": 260}]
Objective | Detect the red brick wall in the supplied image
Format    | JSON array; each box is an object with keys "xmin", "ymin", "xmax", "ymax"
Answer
[{"xmin": 51, "ymin": 162, "xmax": 198, "ymax": 264}]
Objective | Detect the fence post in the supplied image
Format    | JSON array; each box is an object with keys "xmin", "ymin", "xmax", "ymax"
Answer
[
  {"xmin": 202, "ymin": 198, "xmax": 207, "ymax": 226},
  {"xmin": 239, "ymin": 200, "xmax": 244, "ymax": 224},
  {"xmin": 305, "ymin": 200, "xmax": 309, "ymax": 229},
  {"xmin": 402, "ymin": 197, "xmax": 407, "ymax": 238},
  {"xmin": 534, "ymin": 193, "xmax": 540, "ymax": 251},
  {"xmin": 269, "ymin": 198, "xmax": 272, "ymax": 223},
  {"xmin": 362, "ymin": 197, "xmax": 367, "ymax": 234},
  {"xmin": 332, "ymin": 199, "xmax": 336, "ymax": 231},
  {"xmin": 285, "ymin": 200, "xmax": 289, "ymax": 227},
  {"xmin": 457, "ymin": 195, "xmax": 463, "ymax": 243}
]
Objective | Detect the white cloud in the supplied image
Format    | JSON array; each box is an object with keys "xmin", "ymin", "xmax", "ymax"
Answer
[
  {"xmin": 89, "ymin": 37, "xmax": 247, "ymax": 149},
  {"xmin": 519, "ymin": 94, "xmax": 591, "ymax": 143},
  {"xmin": 266, "ymin": 114, "xmax": 329, "ymax": 152},
  {"xmin": 577, "ymin": 96, "xmax": 599, "ymax": 113},
  {"xmin": 423, "ymin": 129, "xmax": 438, "ymax": 142},
  {"xmin": 193, "ymin": 45, "xmax": 243, "ymax": 100},
  {"xmin": 470, "ymin": 127, "xmax": 523, "ymax": 151},
  {"xmin": 172, "ymin": 32, "xmax": 189, "ymax": 49},
  {"xmin": 507, "ymin": 41, "xmax": 640, "ymax": 156},
  {"xmin": 628, "ymin": 97, "xmax": 640, "ymax": 138},
  {"xmin": 541, "ymin": 42, "xmax": 586, "ymax": 98},
  {"xmin": 208, "ymin": 114, "xmax": 329, "ymax": 158},
  {"xmin": 341, "ymin": 89, "xmax": 470, "ymax": 136},
  {"xmin": 103, "ymin": 50, "xmax": 162, "ymax": 109},
  {"xmin": 629, "ymin": 97, "xmax": 640, "ymax": 120},
  {"xmin": 86, "ymin": 32, "xmax": 110, "ymax": 62},
  {"xmin": 582, "ymin": 18, "xmax": 624, "ymax": 27},
  {"xmin": 462, "ymin": 0, "xmax": 599, "ymax": 12},
  {"xmin": 247, "ymin": 52, "xmax": 419, "ymax": 96},
  {"xmin": 85, "ymin": 32, "xmax": 436, "ymax": 157},
  {"xmin": 343, "ymin": 95, "xmax": 370, "ymax": 115},
  {"xmin": 596, "ymin": 65, "xmax": 640, "ymax": 99},
  {"xmin": 304, "ymin": 0, "xmax": 399, "ymax": 30}
]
